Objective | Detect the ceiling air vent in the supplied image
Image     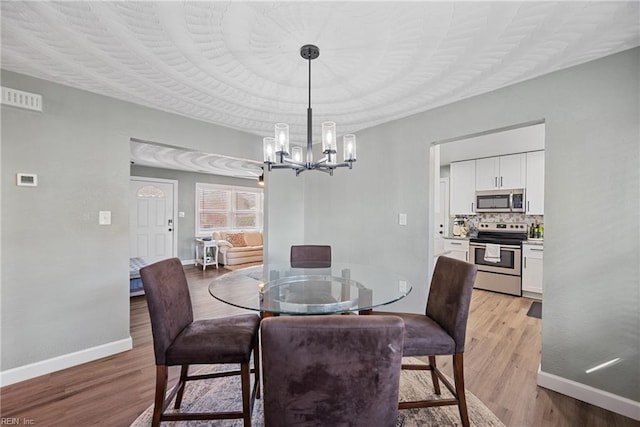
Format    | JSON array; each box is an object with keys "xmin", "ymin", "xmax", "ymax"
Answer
[{"xmin": 1, "ymin": 87, "xmax": 43, "ymax": 112}]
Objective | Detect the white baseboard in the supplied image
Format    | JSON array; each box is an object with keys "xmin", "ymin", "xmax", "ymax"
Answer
[
  {"xmin": 538, "ymin": 367, "xmax": 640, "ymax": 421},
  {"xmin": 0, "ymin": 337, "xmax": 133, "ymax": 387},
  {"xmin": 522, "ymin": 290, "xmax": 542, "ymax": 300}
]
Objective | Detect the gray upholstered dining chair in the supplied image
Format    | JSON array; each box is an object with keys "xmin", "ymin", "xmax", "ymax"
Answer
[
  {"xmin": 261, "ymin": 315, "xmax": 404, "ymax": 427},
  {"xmin": 373, "ymin": 255, "xmax": 478, "ymax": 427},
  {"xmin": 290, "ymin": 244, "xmax": 332, "ymax": 268},
  {"xmin": 140, "ymin": 257, "xmax": 260, "ymax": 427}
]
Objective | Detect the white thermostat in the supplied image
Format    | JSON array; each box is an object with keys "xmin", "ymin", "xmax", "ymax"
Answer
[{"xmin": 17, "ymin": 173, "xmax": 38, "ymax": 186}]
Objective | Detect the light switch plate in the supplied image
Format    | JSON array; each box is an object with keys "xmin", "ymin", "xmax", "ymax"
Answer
[
  {"xmin": 99, "ymin": 211, "xmax": 111, "ymax": 225},
  {"xmin": 398, "ymin": 213, "xmax": 407, "ymax": 226},
  {"xmin": 179, "ymin": 211, "xmax": 185, "ymax": 218},
  {"xmin": 398, "ymin": 280, "xmax": 408, "ymax": 293}
]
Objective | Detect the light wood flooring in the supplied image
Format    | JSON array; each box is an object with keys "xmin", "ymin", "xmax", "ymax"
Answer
[{"xmin": 1, "ymin": 266, "xmax": 636, "ymax": 426}]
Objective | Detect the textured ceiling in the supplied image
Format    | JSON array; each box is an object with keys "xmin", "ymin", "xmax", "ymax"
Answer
[
  {"xmin": 130, "ymin": 138, "xmax": 263, "ymax": 178},
  {"xmin": 2, "ymin": 1, "xmax": 639, "ymax": 176}
]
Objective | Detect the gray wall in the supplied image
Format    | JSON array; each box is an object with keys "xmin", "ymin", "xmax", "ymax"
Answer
[
  {"xmin": 263, "ymin": 169, "xmax": 305, "ymax": 265},
  {"xmin": 1, "ymin": 70, "xmax": 259, "ymax": 373},
  {"xmin": 130, "ymin": 165, "xmax": 261, "ymax": 260},
  {"xmin": 2, "ymin": 47, "xmax": 638, "ymax": 404},
  {"xmin": 265, "ymin": 48, "xmax": 639, "ymax": 401}
]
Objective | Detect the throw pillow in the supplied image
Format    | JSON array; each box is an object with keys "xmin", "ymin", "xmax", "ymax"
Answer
[
  {"xmin": 226, "ymin": 232, "xmax": 247, "ymax": 247},
  {"xmin": 243, "ymin": 231, "xmax": 263, "ymax": 247}
]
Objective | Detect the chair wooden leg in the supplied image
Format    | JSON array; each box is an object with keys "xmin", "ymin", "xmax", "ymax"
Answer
[
  {"xmin": 254, "ymin": 337, "xmax": 261, "ymax": 400},
  {"xmin": 152, "ymin": 366, "xmax": 168, "ymax": 427},
  {"xmin": 428, "ymin": 356, "xmax": 441, "ymax": 395},
  {"xmin": 453, "ymin": 352, "xmax": 470, "ymax": 427},
  {"xmin": 174, "ymin": 365, "xmax": 189, "ymax": 409},
  {"xmin": 240, "ymin": 362, "xmax": 252, "ymax": 426}
]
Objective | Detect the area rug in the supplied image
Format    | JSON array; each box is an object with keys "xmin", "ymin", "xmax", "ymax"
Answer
[
  {"xmin": 223, "ymin": 262, "xmax": 263, "ymax": 271},
  {"xmin": 130, "ymin": 357, "xmax": 504, "ymax": 426},
  {"xmin": 527, "ymin": 301, "xmax": 542, "ymax": 319}
]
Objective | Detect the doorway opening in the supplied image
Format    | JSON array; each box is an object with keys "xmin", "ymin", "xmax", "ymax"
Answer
[{"xmin": 428, "ymin": 120, "xmax": 546, "ymax": 298}]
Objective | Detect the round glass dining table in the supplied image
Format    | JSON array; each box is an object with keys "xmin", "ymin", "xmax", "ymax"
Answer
[{"xmin": 208, "ymin": 263, "xmax": 412, "ymax": 316}]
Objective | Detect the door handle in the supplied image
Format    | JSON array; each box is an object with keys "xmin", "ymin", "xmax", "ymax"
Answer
[
  {"xmin": 527, "ymin": 201, "xmax": 530, "ymax": 212},
  {"xmin": 524, "ymin": 256, "xmax": 527, "ymax": 268},
  {"xmin": 168, "ymin": 219, "xmax": 173, "ymax": 232},
  {"xmin": 439, "ymin": 231, "xmax": 443, "ymax": 235},
  {"xmin": 500, "ymin": 176, "xmax": 503, "ymax": 187}
]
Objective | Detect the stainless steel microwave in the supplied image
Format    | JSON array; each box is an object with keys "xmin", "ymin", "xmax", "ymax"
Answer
[{"xmin": 475, "ymin": 189, "xmax": 525, "ymax": 213}]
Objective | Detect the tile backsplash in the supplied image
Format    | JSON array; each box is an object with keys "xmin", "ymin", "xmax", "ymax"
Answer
[
  {"xmin": 471, "ymin": 213, "xmax": 543, "ymax": 224},
  {"xmin": 451, "ymin": 213, "xmax": 544, "ymax": 236}
]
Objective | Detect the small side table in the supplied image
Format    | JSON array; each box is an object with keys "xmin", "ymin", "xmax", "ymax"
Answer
[{"xmin": 195, "ymin": 238, "xmax": 219, "ymax": 270}]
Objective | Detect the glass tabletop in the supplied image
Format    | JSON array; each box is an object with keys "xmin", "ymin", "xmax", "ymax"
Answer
[{"xmin": 208, "ymin": 263, "xmax": 412, "ymax": 315}]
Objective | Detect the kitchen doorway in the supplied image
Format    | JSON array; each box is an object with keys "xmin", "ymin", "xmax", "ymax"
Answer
[{"xmin": 428, "ymin": 120, "xmax": 545, "ymax": 299}]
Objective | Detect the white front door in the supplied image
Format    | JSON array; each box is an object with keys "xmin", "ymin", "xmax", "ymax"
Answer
[
  {"xmin": 434, "ymin": 178, "xmax": 449, "ymax": 255},
  {"xmin": 130, "ymin": 177, "xmax": 177, "ymax": 262}
]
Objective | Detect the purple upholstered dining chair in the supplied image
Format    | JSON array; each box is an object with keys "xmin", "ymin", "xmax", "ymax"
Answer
[
  {"xmin": 290, "ymin": 245, "xmax": 332, "ymax": 268},
  {"xmin": 140, "ymin": 257, "xmax": 260, "ymax": 427},
  {"xmin": 261, "ymin": 315, "xmax": 404, "ymax": 427},
  {"xmin": 373, "ymin": 255, "xmax": 478, "ymax": 427}
]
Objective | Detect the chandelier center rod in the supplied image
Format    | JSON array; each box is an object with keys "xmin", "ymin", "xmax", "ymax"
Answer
[{"xmin": 300, "ymin": 44, "xmax": 319, "ymax": 165}]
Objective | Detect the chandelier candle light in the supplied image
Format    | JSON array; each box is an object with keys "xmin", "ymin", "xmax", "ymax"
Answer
[{"xmin": 263, "ymin": 44, "xmax": 356, "ymax": 176}]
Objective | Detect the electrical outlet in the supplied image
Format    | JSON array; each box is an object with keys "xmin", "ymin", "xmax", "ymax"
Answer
[{"xmin": 398, "ymin": 213, "xmax": 407, "ymax": 226}]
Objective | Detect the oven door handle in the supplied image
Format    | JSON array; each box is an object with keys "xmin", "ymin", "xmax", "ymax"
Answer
[{"xmin": 470, "ymin": 243, "xmax": 522, "ymax": 250}]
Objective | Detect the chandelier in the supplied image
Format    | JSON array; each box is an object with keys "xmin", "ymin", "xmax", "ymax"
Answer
[{"xmin": 263, "ymin": 44, "xmax": 356, "ymax": 176}]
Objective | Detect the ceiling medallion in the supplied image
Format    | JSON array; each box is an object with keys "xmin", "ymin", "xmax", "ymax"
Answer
[{"xmin": 262, "ymin": 44, "xmax": 356, "ymax": 176}]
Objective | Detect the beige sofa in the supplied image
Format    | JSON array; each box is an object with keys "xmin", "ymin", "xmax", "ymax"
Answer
[{"xmin": 213, "ymin": 230, "xmax": 263, "ymax": 266}]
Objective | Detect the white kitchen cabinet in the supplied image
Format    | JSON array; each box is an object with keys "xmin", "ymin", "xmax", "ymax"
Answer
[
  {"xmin": 475, "ymin": 157, "xmax": 499, "ymax": 191},
  {"xmin": 475, "ymin": 153, "xmax": 526, "ymax": 191},
  {"xmin": 450, "ymin": 160, "xmax": 476, "ymax": 215},
  {"xmin": 522, "ymin": 243, "xmax": 543, "ymax": 296},
  {"xmin": 443, "ymin": 239, "xmax": 469, "ymax": 263},
  {"xmin": 526, "ymin": 150, "xmax": 545, "ymax": 214}
]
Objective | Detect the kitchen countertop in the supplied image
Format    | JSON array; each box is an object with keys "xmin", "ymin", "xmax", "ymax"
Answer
[
  {"xmin": 442, "ymin": 235, "xmax": 470, "ymax": 240},
  {"xmin": 444, "ymin": 236, "xmax": 544, "ymax": 246},
  {"xmin": 524, "ymin": 239, "xmax": 544, "ymax": 246}
]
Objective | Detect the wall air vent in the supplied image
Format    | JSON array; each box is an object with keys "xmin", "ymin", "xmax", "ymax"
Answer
[{"xmin": 1, "ymin": 87, "xmax": 43, "ymax": 112}]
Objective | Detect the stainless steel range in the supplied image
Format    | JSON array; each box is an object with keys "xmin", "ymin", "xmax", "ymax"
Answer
[{"xmin": 469, "ymin": 222, "xmax": 528, "ymax": 296}]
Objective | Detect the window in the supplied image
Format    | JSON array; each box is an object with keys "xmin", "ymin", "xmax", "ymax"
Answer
[
  {"xmin": 136, "ymin": 185, "xmax": 165, "ymax": 199},
  {"xmin": 196, "ymin": 183, "xmax": 263, "ymax": 235}
]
